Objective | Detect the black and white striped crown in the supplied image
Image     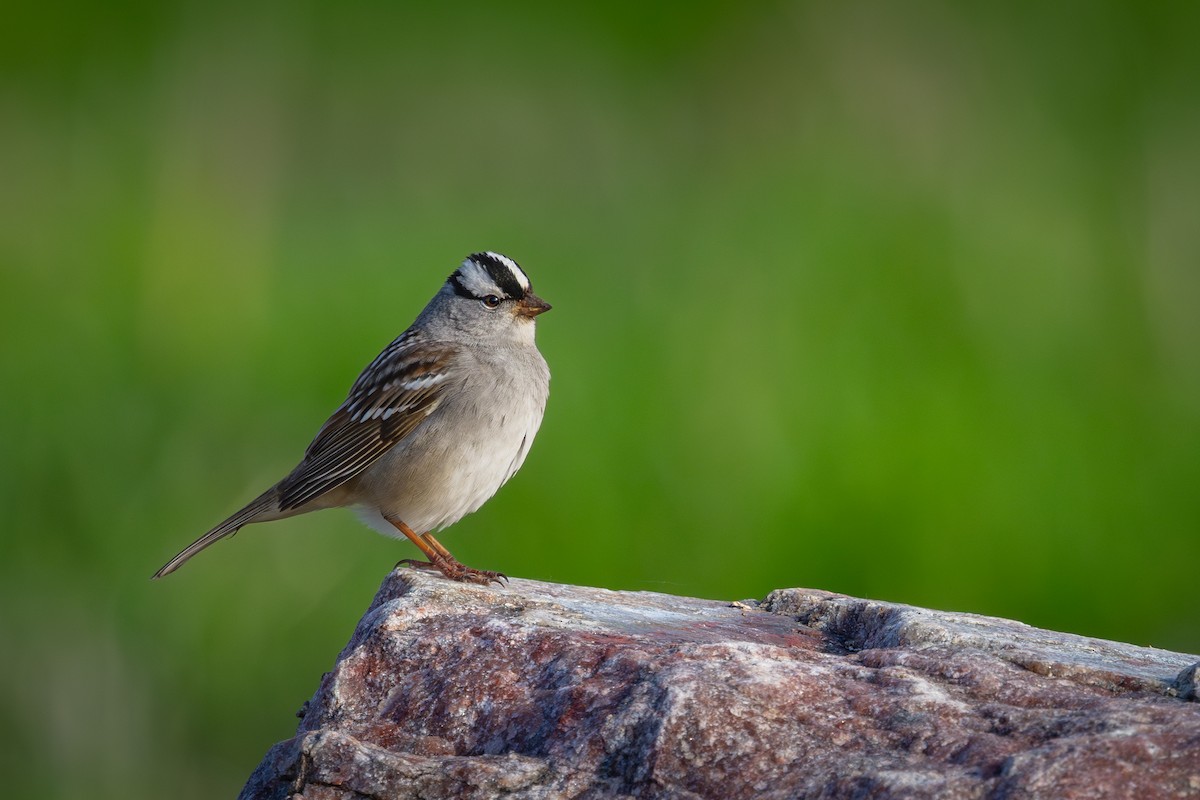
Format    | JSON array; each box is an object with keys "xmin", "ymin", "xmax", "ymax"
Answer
[{"xmin": 448, "ymin": 252, "xmax": 532, "ymax": 300}]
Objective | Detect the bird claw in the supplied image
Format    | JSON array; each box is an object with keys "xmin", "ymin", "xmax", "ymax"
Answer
[
  {"xmin": 396, "ymin": 558, "xmax": 507, "ymax": 586},
  {"xmin": 396, "ymin": 558, "xmax": 437, "ymax": 571},
  {"xmin": 465, "ymin": 568, "xmax": 508, "ymax": 587}
]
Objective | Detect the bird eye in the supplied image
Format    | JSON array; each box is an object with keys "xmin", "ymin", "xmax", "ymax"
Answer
[{"xmin": 480, "ymin": 295, "xmax": 502, "ymax": 310}]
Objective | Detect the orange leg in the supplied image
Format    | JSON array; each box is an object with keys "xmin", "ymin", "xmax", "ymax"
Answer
[
  {"xmin": 423, "ymin": 531, "xmax": 508, "ymax": 585},
  {"xmin": 421, "ymin": 531, "xmax": 455, "ymax": 560},
  {"xmin": 384, "ymin": 517, "xmax": 506, "ymax": 586}
]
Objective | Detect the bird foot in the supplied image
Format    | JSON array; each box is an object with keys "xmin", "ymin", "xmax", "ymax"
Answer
[{"xmin": 396, "ymin": 557, "xmax": 507, "ymax": 586}]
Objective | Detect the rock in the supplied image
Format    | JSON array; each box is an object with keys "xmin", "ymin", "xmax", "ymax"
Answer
[
  {"xmin": 1175, "ymin": 662, "xmax": 1200, "ymax": 702},
  {"xmin": 240, "ymin": 571, "xmax": 1200, "ymax": 800}
]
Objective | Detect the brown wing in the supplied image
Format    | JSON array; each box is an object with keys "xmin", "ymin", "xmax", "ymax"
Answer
[{"xmin": 276, "ymin": 331, "xmax": 458, "ymax": 511}]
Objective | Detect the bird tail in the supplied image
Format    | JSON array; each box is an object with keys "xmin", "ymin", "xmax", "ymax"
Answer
[{"xmin": 152, "ymin": 487, "xmax": 280, "ymax": 579}]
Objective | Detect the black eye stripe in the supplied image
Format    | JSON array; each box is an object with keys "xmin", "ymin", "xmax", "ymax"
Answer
[{"xmin": 447, "ymin": 272, "xmax": 474, "ymax": 299}]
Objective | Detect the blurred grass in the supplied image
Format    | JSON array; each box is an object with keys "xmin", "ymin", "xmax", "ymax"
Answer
[{"xmin": 1, "ymin": 1, "xmax": 1198, "ymax": 797}]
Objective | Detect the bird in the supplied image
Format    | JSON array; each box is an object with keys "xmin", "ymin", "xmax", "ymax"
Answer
[{"xmin": 153, "ymin": 251, "xmax": 551, "ymax": 585}]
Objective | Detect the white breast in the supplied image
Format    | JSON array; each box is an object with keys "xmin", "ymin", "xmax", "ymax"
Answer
[{"xmin": 352, "ymin": 347, "xmax": 549, "ymax": 537}]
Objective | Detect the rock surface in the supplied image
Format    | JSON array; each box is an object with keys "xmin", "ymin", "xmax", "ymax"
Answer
[{"xmin": 241, "ymin": 571, "xmax": 1200, "ymax": 800}]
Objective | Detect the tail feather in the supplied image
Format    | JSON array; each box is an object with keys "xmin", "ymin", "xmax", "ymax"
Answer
[{"xmin": 152, "ymin": 488, "xmax": 280, "ymax": 579}]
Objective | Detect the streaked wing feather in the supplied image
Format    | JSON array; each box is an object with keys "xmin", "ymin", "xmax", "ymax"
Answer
[{"xmin": 276, "ymin": 333, "xmax": 457, "ymax": 511}]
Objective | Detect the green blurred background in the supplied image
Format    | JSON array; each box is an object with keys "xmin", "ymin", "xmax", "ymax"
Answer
[{"xmin": 2, "ymin": 1, "xmax": 1198, "ymax": 796}]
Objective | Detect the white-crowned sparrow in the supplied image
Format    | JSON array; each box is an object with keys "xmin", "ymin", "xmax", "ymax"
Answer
[{"xmin": 153, "ymin": 252, "xmax": 551, "ymax": 585}]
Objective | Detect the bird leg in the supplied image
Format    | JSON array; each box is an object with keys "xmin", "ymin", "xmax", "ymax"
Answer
[
  {"xmin": 422, "ymin": 531, "xmax": 508, "ymax": 585},
  {"xmin": 385, "ymin": 517, "xmax": 506, "ymax": 586}
]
